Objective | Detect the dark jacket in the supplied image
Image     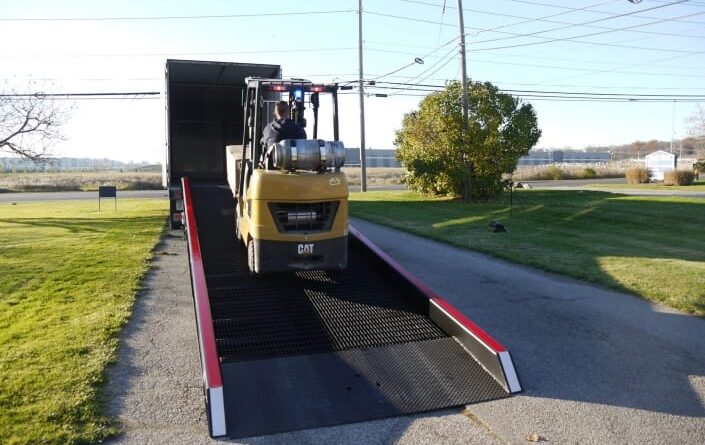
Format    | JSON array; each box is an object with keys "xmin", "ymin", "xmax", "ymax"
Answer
[{"xmin": 262, "ymin": 118, "xmax": 307, "ymax": 147}]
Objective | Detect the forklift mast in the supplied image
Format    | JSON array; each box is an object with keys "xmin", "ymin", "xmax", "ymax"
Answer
[{"xmin": 242, "ymin": 78, "xmax": 340, "ymax": 167}]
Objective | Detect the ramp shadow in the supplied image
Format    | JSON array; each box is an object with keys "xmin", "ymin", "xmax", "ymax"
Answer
[{"xmin": 350, "ymin": 191, "xmax": 705, "ymax": 418}]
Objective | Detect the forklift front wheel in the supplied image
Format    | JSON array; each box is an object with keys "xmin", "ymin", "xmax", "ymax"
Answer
[
  {"xmin": 247, "ymin": 239, "xmax": 257, "ymax": 275},
  {"xmin": 235, "ymin": 215, "xmax": 243, "ymax": 243}
]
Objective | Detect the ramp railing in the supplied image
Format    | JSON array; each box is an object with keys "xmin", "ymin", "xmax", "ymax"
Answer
[
  {"xmin": 182, "ymin": 177, "xmax": 226, "ymax": 437},
  {"xmin": 349, "ymin": 224, "xmax": 521, "ymax": 394}
]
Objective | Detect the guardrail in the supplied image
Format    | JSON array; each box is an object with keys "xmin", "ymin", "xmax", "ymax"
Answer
[{"xmin": 181, "ymin": 177, "xmax": 226, "ymax": 437}]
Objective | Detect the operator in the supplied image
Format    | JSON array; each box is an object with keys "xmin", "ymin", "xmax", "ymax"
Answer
[{"xmin": 262, "ymin": 100, "xmax": 306, "ymax": 148}]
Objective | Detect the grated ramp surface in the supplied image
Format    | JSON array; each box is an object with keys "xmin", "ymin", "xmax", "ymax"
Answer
[
  {"xmin": 188, "ymin": 182, "xmax": 507, "ymax": 438},
  {"xmin": 191, "ymin": 183, "xmax": 446, "ymax": 363}
]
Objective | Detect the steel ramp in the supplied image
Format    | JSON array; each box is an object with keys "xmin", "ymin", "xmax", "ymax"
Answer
[{"xmin": 183, "ymin": 179, "xmax": 520, "ymax": 439}]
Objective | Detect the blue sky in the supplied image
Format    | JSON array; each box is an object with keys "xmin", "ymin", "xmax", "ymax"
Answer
[{"xmin": 1, "ymin": 0, "xmax": 704, "ymax": 162}]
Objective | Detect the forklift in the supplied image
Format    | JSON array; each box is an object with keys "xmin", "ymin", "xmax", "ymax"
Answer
[{"xmin": 227, "ymin": 78, "xmax": 348, "ymax": 274}]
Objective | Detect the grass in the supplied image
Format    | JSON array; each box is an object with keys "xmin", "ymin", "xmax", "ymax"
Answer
[
  {"xmin": 585, "ymin": 179, "xmax": 705, "ymax": 191},
  {"xmin": 0, "ymin": 171, "xmax": 163, "ymax": 193},
  {"xmin": 350, "ymin": 190, "xmax": 705, "ymax": 315},
  {"xmin": 0, "ymin": 199, "xmax": 167, "ymax": 445}
]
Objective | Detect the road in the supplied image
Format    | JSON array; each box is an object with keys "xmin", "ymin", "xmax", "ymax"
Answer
[
  {"xmin": 106, "ymin": 219, "xmax": 705, "ymax": 444},
  {"xmin": 0, "ymin": 189, "xmax": 167, "ymax": 203},
  {"xmin": 2, "ymin": 180, "xmax": 703, "ymax": 202}
]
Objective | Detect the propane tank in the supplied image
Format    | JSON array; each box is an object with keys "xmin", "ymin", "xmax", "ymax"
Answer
[{"xmin": 271, "ymin": 139, "xmax": 345, "ymax": 171}]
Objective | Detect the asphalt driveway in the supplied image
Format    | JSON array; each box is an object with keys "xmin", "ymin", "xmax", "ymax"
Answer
[{"xmin": 105, "ymin": 220, "xmax": 705, "ymax": 444}]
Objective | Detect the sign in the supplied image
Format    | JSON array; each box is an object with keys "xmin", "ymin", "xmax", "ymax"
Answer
[
  {"xmin": 98, "ymin": 186, "xmax": 117, "ymax": 198},
  {"xmin": 98, "ymin": 186, "xmax": 117, "ymax": 210}
]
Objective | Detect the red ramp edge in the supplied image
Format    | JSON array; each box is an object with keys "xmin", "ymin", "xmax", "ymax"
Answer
[
  {"xmin": 182, "ymin": 178, "xmax": 227, "ymax": 437},
  {"xmin": 349, "ymin": 224, "xmax": 522, "ymax": 394}
]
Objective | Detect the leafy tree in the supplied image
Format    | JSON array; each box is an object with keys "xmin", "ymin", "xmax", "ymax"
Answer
[{"xmin": 395, "ymin": 80, "xmax": 540, "ymax": 200}]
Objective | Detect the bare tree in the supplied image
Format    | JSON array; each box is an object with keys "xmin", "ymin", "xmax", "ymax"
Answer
[
  {"xmin": 685, "ymin": 105, "xmax": 705, "ymax": 158},
  {"xmin": 0, "ymin": 89, "xmax": 66, "ymax": 160}
]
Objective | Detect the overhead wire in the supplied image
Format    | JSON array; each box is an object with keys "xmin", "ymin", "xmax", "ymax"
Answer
[
  {"xmin": 0, "ymin": 47, "xmax": 357, "ymax": 58},
  {"xmin": 469, "ymin": 7, "xmax": 705, "ymax": 52},
  {"xmin": 363, "ymin": 9, "xmax": 705, "ymax": 55},
  {"xmin": 0, "ymin": 9, "xmax": 356, "ymax": 22},
  {"xmin": 386, "ymin": 45, "xmax": 460, "ymax": 96},
  {"xmin": 388, "ymin": 0, "xmax": 705, "ymax": 40},
  {"xmin": 465, "ymin": 0, "xmax": 691, "ymax": 47}
]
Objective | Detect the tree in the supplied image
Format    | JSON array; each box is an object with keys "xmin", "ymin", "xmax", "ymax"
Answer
[
  {"xmin": 685, "ymin": 105, "xmax": 705, "ymax": 157},
  {"xmin": 395, "ymin": 80, "xmax": 541, "ymax": 200},
  {"xmin": 0, "ymin": 89, "xmax": 66, "ymax": 160}
]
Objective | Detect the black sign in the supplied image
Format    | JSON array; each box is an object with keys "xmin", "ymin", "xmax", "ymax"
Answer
[{"xmin": 98, "ymin": 186, "xmax": 117, "ymax": 198}]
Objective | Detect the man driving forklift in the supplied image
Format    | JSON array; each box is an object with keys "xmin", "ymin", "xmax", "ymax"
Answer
[{"xmin": 262, "ymin": 101, "xmax": 306, "ymax": 148}]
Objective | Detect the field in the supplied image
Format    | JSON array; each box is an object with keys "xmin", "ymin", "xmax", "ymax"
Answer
[
  {"xmin": 342, "ymin": 167, "xmax": 405, "ymax": 186},
  {"xmin": 350, "ymin": 190, "xmax": 705, "ymax": 315},
  {"xmin": 0, "ymin": 199, "xmax": 167, "ymax": 444},
  {"xmin": 513, "ymin": 163, "xmax": 625, "ymax": 181},
  {"xmin": 0, "ymin": 171, "xmax": 163, "ymax": 193},
  {"xmin": 585, "ymin": 179, "xmax": 705, "ymax": 191}
]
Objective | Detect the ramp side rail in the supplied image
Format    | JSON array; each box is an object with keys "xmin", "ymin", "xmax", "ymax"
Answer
[
  {"xmin": 349, "ymin": 224, "xmax": 521, "ymax": 394},
  {"xmin": 182, "ymin": 177, "xmax": 226, "ymax": 436}
]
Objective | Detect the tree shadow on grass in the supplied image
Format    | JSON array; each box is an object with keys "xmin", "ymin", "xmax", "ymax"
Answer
[
  {"xmin": 350, "ymin": 191, "xmax": 705, "ymax": 419},
  {"xmin": 0, "ymin": 216, "xmax": 165, "ymax": 234}
]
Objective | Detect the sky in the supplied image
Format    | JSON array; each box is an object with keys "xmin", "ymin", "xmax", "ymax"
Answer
[{"xmin": 1, "ymin": 0, "xmax": 704, "ymax": 163}]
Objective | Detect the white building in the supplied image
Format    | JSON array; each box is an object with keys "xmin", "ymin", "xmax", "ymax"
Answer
[{"xmin": 645, "ymin": 150, "xmax": 677, "ymax": 181}]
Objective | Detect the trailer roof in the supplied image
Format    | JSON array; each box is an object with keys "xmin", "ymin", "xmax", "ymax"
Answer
[{"xmin": 167, "ymin": 59, "xmax": 281, "ymax": 86}]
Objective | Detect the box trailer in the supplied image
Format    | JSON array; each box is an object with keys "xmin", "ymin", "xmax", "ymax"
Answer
[{"xmin": 164, "ymin": 59, "xmax": 281, "ymax": 228}]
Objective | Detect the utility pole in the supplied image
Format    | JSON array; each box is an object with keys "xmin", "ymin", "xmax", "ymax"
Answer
[
  {"xmin": 456, "ymin": 0, "xmax": 468, "ymax": 124},
  {"xmin": 456, "ymin": 0, "xmax": 471, "ymax": 201},
  {"xmin": 358, "ymin": 0, "xmax": 367, "ymax": 192}
]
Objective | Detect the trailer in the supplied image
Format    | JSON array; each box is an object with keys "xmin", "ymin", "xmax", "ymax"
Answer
[
  {"xmin": 171, "ymin": 59, "xmax": 521, "ymax": 439},
  {"xmin": 163, "ymin": 59, "xmax": 281, "ymax": 229}
]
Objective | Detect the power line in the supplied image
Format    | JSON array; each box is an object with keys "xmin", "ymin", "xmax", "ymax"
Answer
[
  {"xmin": 387, "ymin": 46, "xmax": 459, "ymax": 96},
  {"xmin": 0, "ymin": 91, "xmax": 161, "ymax": 98},
  {"xmin": 385, "ymin": 0, "xmax": 705, "ymax": 41},
  {"xmin": 373, "ymin": 81, "xmax": 705, "ymax": 97},
  {"xmin": 370, "ymin": 36, "xmax": 458, "ymax": 81},
  {"xmin": 364, "ymin": 9, "xmax": 705, "ymax": 55},
  {"xmin": 470, "ymin": 6, "xmax": 705, "ymax": 52},
  {"xmin": 0, "ymin": 9, "xmax": 356, "ymax": 22},
  {"xmin": 0, "ymin": 47, "xmax": 357, "ymax": 58},
  {"xmin": 360, "ymin": 82, "xmax": 705, "ymax": 101}
]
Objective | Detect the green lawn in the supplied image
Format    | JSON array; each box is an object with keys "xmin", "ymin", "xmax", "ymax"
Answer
[
  {"xmin": 0, "ymin": 199, "xmax": 167, "ymax": 445},
  {"xmin": 350, "ymin": 190, "xmax": 705, "ymax": 315}
]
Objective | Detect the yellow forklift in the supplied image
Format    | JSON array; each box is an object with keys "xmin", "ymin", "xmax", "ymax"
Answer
[{"xmin": 227, "ymin": 78, "xmax": 348, "ymax": 274}]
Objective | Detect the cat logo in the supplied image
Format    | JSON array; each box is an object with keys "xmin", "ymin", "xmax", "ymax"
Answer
[
  {"xmin": 297, "ymin": 243, "xmax": 314, "ymax": 255},
  {"xmin": 329, "ymin": 178, "xmax": 341, "ymax": 186}
]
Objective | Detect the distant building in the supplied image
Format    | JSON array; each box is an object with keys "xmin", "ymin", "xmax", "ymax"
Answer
[
  {"xmin": 518, "ymin": 149, "xmax": 610, "ymax": 166},
  {"xmin": 0, "ymin": 157, "xmax": 159, "ymax": 172},
  {"xmin": 645, "ymin": 150, "xmax": 677, "ymax": 181},
  {"xmin": 345, "ymin": 148, "xmax": 400, "ymax": 168}
]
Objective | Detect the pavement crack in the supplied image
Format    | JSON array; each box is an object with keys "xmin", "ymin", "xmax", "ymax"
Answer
[{"xmin": 462, "ymin": 408, "xmax": 512, "ymax": 444}]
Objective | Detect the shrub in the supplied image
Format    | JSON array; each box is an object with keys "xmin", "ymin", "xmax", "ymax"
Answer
[
  {"xmin": 663, "ymin": 170, "xmax": 695, "ymax": 186},
  {"xmin": 546, "ymin": 165, "xmax": 564, "ymax": 180},
  {"xmin": 625, "ymin": 167, "xmax": 650, "ymax": 184},
  {"xmin": 581, "ymin": 167, "xmax": 597, "ymax": 179}
]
